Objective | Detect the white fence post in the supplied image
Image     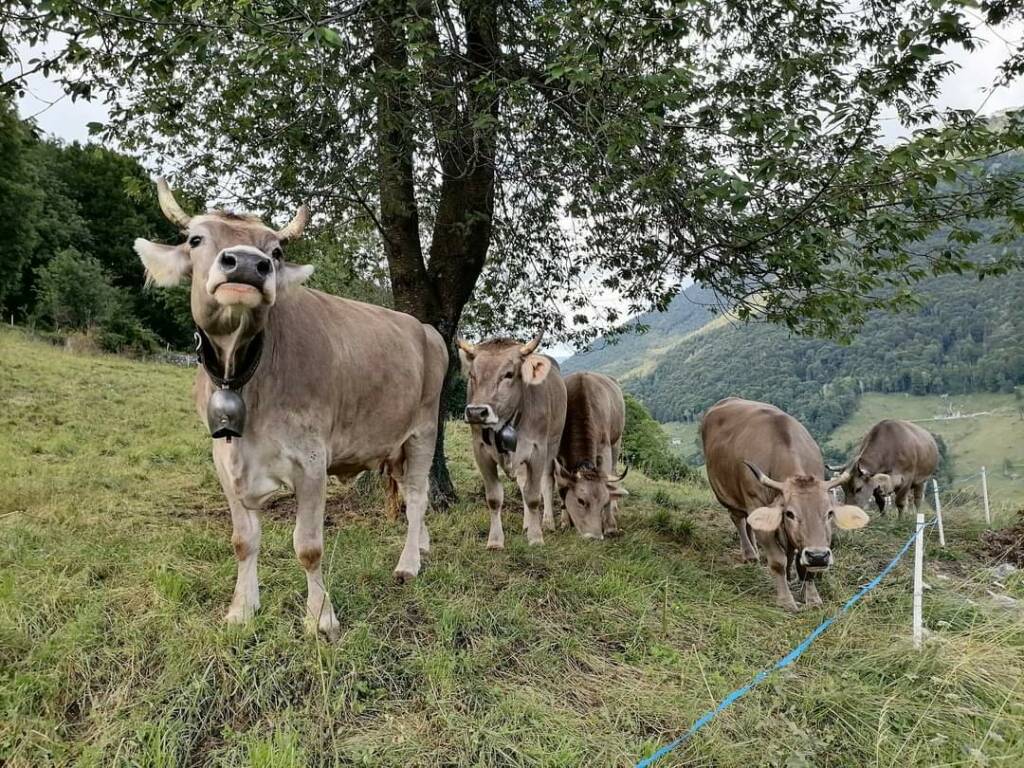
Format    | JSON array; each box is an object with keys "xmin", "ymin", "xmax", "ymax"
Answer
[
  {"xmin": 913, "ymin": 512, "xmax": 925, "ymax": 650},
  {"xmin": 981, "ymin": 466, "xmax": 991, "ymax": 527},
  {"xmin": 931, "ymin": 479, "xmax": 945, "ymax": 547}
]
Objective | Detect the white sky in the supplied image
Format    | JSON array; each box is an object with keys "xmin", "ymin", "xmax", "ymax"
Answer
[{"xmin": 8, "ymin": 19, "xmax": 1023, "ymax": 357}]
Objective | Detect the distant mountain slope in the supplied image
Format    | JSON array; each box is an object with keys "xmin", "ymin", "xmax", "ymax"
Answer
[
  {"xmin": 561, "ymin": 283, "xmax": 718, "ymax": 379},
  {"xmin": 567, "ymin": 270, "xmax": 1024, "ymax": 442}
]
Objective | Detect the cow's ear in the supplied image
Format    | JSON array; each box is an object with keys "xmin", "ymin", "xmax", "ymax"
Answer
[
  {"xmin": 607, "ymin": 483, "xmax": 629, "ymax": 499},
  {"xmin": 134, "ymin": 239, "xmax": 191, "ymax": 287},
  {"xmin": 871, "ymin": 473, "xmax": 894, "ymax": 494},
  {"xmin": 834, "ymin": 504, "xmax": 870, "ymax": 530},
  {"xmin": 521, "ymin": 354, "xmax": 552, "ymax": 385},
  {"xmin": 747, "ymin": 505, "xmax": 782, "ymax": 532},
  {"xmin": 279, "ymin": 262, "xmax": 314, "ymax": 289}
]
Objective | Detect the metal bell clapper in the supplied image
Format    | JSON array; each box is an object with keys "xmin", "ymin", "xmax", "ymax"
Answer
[{"xmin": 207, "ymin": 387, "xmax": 247, "ymax": 441}]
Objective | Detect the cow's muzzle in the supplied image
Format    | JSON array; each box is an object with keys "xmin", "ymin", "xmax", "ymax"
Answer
[
  {"xmin": 800, "ymin": 547, "xmax": 832, "ymax": 570},
  {"xmin": 464, "ymin": 404, "xmax": 497, "ymax": 426},
  {"xmin": 217, "ymin": 248, "xmax": 272, "ymax": 290}
]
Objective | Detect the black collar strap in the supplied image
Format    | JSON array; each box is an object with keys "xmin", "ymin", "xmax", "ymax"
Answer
[{"xmin": 194, "ymin": 327, "xmax": 264, "ymax": 390}]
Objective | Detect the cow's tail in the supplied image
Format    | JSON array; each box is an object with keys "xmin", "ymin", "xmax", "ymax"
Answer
[{"xmin": 382, "ymin": 463, "xmax": 403, "ymax": 521}]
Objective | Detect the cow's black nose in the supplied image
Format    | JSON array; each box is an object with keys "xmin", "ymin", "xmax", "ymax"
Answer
[
  {"xmin": 219, "ymin": 249, "xmax": 272, "ymax": 287},
  {"xmin": 803, "ymin": 548, "xmax": 832, "ymax": 568},
  {"xmin": 464, "ymin": 405, "xmax": 490, "ymax": 424}
]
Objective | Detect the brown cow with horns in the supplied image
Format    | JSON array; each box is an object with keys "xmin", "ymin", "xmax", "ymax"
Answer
[
  {"xmin": 701, "ymin": 398, "xmax": 870, "ymax": 611},
  {"xmin": 133, "ymin": 179, "xmax": 447, "ymax": 639}
]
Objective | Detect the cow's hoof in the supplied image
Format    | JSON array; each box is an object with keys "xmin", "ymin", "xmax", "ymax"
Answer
[
  {"xmin": 224, "ymin": 602, "xmax": 258, "ymax": 624},
  {"xmin": 527, "ymin": 535, "xmax": 545, "ymax": 546},
  {"xmin": 778, "ymin": 598, "xmax": 801, "ymax": 613},
  {"xmin": 305, "ymin": 613, "xmax": 341, "ymax": 642},
  {"xmin": 486, "ymin": 541, "xmax": 505, "ymax": 551},
  {"xmin": 394, "ymin": 569, "xmax": 417, "ymax": 584},
  {"xmin": 542, "ymin": 518, "xmax": 556, "ymax": 532}
]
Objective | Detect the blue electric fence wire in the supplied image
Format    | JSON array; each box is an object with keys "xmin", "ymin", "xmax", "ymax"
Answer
[{"xmin": 635, "ymin": 518, "xmax": 938, "ymax": 768}]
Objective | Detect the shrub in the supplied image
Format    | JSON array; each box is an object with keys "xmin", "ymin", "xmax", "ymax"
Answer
[
  {"xmin": 622, "ymin": 394, "xmax": 697, "ymax": 483},
  {"xmin": 33, "ymin": 247, "xmax": 116, "ymax": 330}
]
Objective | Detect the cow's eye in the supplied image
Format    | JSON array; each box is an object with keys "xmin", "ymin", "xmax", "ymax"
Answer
[
  {"xmin": 503, "ymin": 370, "xmax": 515, "ymax": 380},
  {"xmin": 784, "ymin": 509, "xmax": 796, "ymax": 520},
  {"xmin": 188, "ymin": 235, "xmax": 202, "ymax": 248},
  {"xmin": 827, "ymin": 509, "xmax": 835, "ymax": 519},
  {"xmin": 271, "ymin": 247, "xmax": 283, "ymax": 260}
]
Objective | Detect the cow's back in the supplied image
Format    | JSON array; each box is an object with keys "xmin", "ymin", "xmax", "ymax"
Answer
[
  {"xmin": 856, "ymin": 420, "xmax": 939, "ymax": 483},
  {"xmin": 560, "ymin": 372, "xmax": 625, "ymax": 468},
  {"xmin": 701, "ymin": 397, "xmax": 824, "ymax": 512}
]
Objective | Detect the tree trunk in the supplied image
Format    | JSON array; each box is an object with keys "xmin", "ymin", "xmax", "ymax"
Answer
[{"xmin": 372, "ymin": 0, "xmax": 500, "ymax": 508}]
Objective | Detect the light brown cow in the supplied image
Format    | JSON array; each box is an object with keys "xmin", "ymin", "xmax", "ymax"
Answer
[
  {"xmin": 701, "ymin": 398, "xmax": 869, "ymax": 611},
  {"xmin": 457, "ymin": 334, "xmax": 567, "ymax": 548},
  {"xmin": 134, "ymin": 179, "xmax": 447, "ymax": 639},
  {"xmin": 555, "ymin": 372, "xmax": 628, "ymax": 540},
  {"xmin": 839, "ymin": 419, "xmax": 939, "ymax": 518}
]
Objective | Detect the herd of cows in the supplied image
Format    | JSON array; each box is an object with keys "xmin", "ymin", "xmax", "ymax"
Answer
[{"xmin": 132, "ymin": 181, "xmax": 940, "ymax": 638}]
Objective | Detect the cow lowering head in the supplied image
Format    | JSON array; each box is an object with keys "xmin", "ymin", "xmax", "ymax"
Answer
[
  {"xmin": 842, "ymin": 463, "xmax": 900, "ymax": 513},
  {"xmin": 133, "ymin": 179, "xmax": 313, "ymax": 340},
  {"xmin": 555, "ymin": 460, "xmax": 627, "ymax": 540},
  {"xmin": 744, "ymin": 462, "xmax": 869, "ymax": 571},
  {"xmin": 457, "ymin": 332, "xmax": 551, "ymax": 428}
]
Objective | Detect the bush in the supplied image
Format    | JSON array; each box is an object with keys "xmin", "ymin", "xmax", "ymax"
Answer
[
  {"xmin": 622, "ymin": 394, "xmax": 697, "ymax": 483},
  {"xmin": 33, "ymin": 248, "xmax": 116, "ymax": 330}
]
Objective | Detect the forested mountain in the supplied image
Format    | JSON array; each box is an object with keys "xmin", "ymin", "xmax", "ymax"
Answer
[{"xmin": 565, "ymin": 269, "xmax": 1024, "ymax": 441}]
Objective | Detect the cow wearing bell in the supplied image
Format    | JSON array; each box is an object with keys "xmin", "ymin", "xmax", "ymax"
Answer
[
  {"xmin": 701, "ymin": 397, "xmax": 869, "ymax": 612},
  {"xmin": 555, "ymin": 372, "xmax": 628, "ymax": 540},
  {"xmin": 837, "ymin": 419, "xmax": 939, "ymax": 518},
  {"xmin": 458, "ymin": 333, "xmax": 567, "ymax": 548},
  {"xmin": 134, "ymin": 178, "xmax": 447, "ymax": 640}
]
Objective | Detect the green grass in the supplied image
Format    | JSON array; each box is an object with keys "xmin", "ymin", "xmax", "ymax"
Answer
[
  {"xmin": 2, "ymin": 326, "xmax": 1023, "ymax": 767},
  {"xmin": 827, "ymin": 393, "xmax": 1024, "ymax": 508}
]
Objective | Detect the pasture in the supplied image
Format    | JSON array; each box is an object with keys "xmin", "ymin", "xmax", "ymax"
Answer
[{"xmin": 1, "ymin": 327, "xmax": 1022, "ymax": 767}]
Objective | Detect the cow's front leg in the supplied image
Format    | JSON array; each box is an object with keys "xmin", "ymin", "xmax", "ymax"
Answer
[
  {"xmin": 541, "ymin": 461, "xmax": 556, "ymax": 532},
  {"xmin": 394, "ymin": 430, "xmax": 434, "ymax": 581},
  {"xmin": 894, "ymin": 486, "xmax": 910, "ymax": 519},
  {"xmin": 758, "ymin": 532, "xmax": 798, "ymax": 611},
  {"xmin": 224, "ymin": 494, "xmax": 261, "ymax": 624},
  {"xmin": 293, "ymin": 470, "xmax": 340, "ymax": 640},
  {"xmin": 730, "ymin": 510, "xmax": 758, "ymax": 562},
  {"xmin": 518, "ymin": 462, "xmax": 545, "ymax": 546},
  {"xmin": 474, "ymin": 443, "xmax": 505, "ymax": 550}
]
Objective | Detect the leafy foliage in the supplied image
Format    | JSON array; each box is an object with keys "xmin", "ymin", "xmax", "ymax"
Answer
[
  {"xmin": 4, "ymin": 1, "xmax": 1024, "ymax": 343},
  {"xmin": 622, "ymin": 394, "xmax": 696, "ymax": 483}
]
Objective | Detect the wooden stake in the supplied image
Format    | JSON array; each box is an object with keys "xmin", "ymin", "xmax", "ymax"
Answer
[
  {"xmin": 913, "ymin": 512, "xmax": 925, "ymax": 650},
  {"xmin": 932, "ymin": 479, "xmax": 945, "ymax": 547},
  {"xmin": 981, "ymin": 466, "xmax": 991, "ymax": 527}
]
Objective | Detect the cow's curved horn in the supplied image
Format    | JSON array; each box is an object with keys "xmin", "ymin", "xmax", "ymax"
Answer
[
  {"xmin": 744, "ymin": 460, "xmax": 785, "ymax": 491},
  {"xmin": 456, "ymin": 338, "xmax": 477, "ymax": 357},
  {"xmin": 608, "ymin": 465, "xmax": 629, "ymax": 483},
  {"xmin": 277, "ymin": 204, "xmax": 310, "ymax": 243},
  {"xmin": 156, "ymin": 177, "xmax": 192, "ymax": 228},
  {"xmin": 826, "ymin": 470, "xmax": 851, "ymax": 489},
  {"xmin": 520, "ymin": 329, "xmax": 544, "ymax": 355}
]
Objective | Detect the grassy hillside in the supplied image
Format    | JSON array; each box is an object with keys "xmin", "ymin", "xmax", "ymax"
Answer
[
  {"xmin": 2, "ymin": 328, "xmax": 1023, "ymax": 767},
  {"xmin": 561, "ymin": 284, "xmax": 717, "ymax": 380},
  {"xmin": 828, "ymin": 393, "xmax": 1024, "ymax": 505}
]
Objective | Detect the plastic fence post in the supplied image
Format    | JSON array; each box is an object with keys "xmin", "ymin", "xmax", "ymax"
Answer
[
  {"xmin": 913, "ymin": 512, "xmax": 925, "ymax": 650},
  {"xmin": 932, "ymin": 479, "xmax": 945, "ymax": 547},
  {"xmin": 981, "ymin": 466, "xmax": 991, "ymax": 527}
]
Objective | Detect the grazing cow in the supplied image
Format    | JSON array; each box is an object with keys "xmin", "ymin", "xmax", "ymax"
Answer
[
  {"xmin": 555, "ymin": 372, "xmax": 628, "ymax": 540},
  {"xmin": 457, "ymin": 333, "xmax": 567, "ymax": 548},
  {"xmin": 701, "ymin": 398, "xmax": 869, "ymax": 611},
  {"xmin": 133, "ymin": 179, "xmax": 447, "ymax": 639},
  {"xmin": 838, "ymin": 419, "xmax": 939, "ymax": 518}
]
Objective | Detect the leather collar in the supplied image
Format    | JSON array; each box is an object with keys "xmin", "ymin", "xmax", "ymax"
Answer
[{"xmin": 194, "ymin": 327, "xmax": 264, "ymax": 390}]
